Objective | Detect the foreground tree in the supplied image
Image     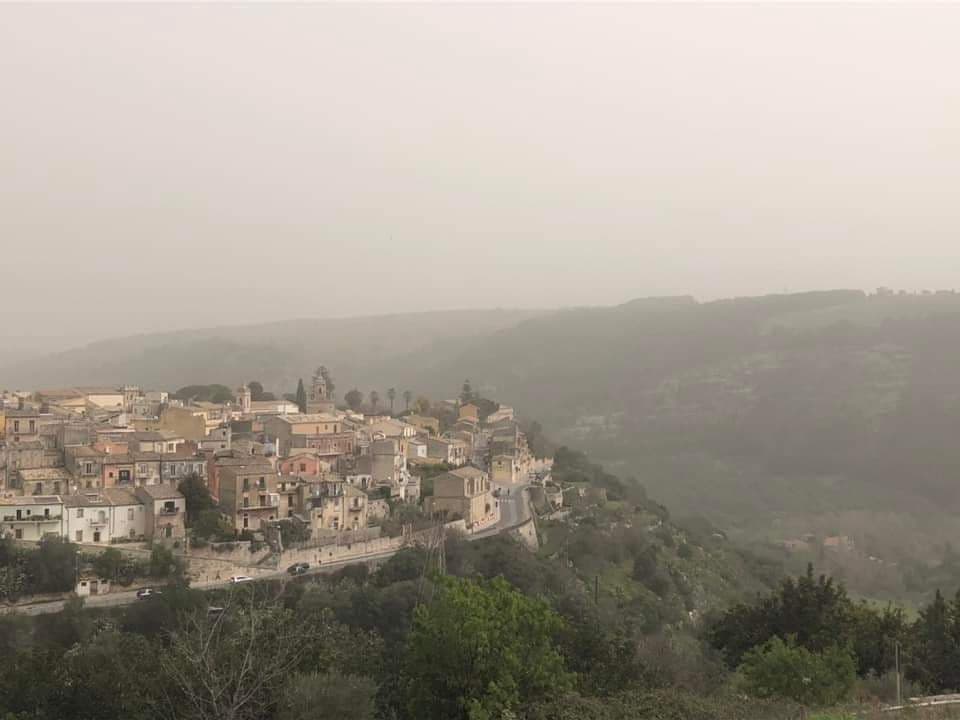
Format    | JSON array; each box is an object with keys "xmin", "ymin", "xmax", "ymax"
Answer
[
  {"xmin": 277, "ymin": 671, "xmax": 376, "ymax": 720},
  {"xmin": 709, "ymin": 564, "xmax": 855, "ymax": 668},
  {"xmin": 401, "ymin": 576, "xmax": 570, "ymax": 720},
  {"xmin": 738, "ymin": 636, "xmax": 856, "ymax": 707},
  {"xmin": 160, "ymin": 595, "xmax": 320, "ymax": 720}
]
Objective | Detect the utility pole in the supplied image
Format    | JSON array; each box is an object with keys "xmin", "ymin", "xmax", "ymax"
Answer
[
  {"xmin": 594, "ymin": 575, "xmax": 599, "ymax": 605},
  {"xmin": 895, "ymin": 640, "xmax": 902, "ymax": 706}
]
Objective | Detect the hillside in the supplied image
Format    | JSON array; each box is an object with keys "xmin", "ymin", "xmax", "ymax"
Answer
[
  {"xmin": 394, "ymin": 289, "xmax": 960, "ymax": 602},
  {"xmin": 10, "ymin": 289, "xmax": 960, "ymax": 601},
  {"xmin": 0, "ymin": 308, "xmax": 547, "ymax": 395}
]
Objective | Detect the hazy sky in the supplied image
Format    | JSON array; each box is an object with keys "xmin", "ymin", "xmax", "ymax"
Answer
[{"xmin": 3, "ymin": 3, "xmax": 960, "ymax": 352}]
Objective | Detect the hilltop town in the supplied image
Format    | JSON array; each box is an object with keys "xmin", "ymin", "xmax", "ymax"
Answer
[{"xmin": 0, "ymin": 369, "xmax": 549, "ymax": 601}]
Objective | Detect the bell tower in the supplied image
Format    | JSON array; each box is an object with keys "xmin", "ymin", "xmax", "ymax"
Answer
[
  {"xmin": 238, "ymin": 384, "xmax": 252, "ymax": 414},
  {"xmin": 310, "ymin": 367, "xmax": 328, "ymax": 403}
]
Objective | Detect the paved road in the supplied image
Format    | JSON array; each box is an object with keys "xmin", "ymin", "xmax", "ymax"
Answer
[
  {"xmin": 2, "ymin": 547, "xmax": 403, "ymax": 617},
  {"xmin": 2, "ymin": 487, "xmax": 535, "ymax": 617},
  {"xmin": 473, "ymin": 481, "xmax": 531, "ymax": 539}
]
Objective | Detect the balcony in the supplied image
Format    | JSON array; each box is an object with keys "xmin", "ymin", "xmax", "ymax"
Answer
[
  {"xmin": 3, "ymin": 514, "xmax": 62, "ymax": 523},
  {"xmin": 88, "ymin": 516, "xmax": 108, "ymax": 526},
  {"xmin": 159, "ymin": 507, "xmax": 181, "ymax": 516}
]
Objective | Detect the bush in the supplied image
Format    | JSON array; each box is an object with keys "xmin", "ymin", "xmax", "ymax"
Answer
[
  {"xmin": 737, "ymin": 636, "xmax": 856, "ymax": 707},
  {"xmin": 149, "ymin": 545, "xmax": 182, "ymax": 579}
]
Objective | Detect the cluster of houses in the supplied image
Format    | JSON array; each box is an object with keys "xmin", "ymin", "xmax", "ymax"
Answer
[{"xmin": 0, "ymin": 367, "xmax": 536, "ymax": 548}]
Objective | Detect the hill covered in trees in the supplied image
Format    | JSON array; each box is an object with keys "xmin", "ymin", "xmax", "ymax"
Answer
[{"xmin": 10, "ymin": 289, "xmax": 960, "ymax": 601}]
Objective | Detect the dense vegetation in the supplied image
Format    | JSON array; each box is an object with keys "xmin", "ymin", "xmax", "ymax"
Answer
[{"xmin": 7, "ymin": 446, "xmax": 960, "ymax": 717}]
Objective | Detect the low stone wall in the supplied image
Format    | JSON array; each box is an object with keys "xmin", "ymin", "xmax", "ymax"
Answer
[
  {"xmin": 277, "ymin": 519, "xmax": 468, "ymax": 569},
  {"xmin": 510, "ymin": 518, "xmax": 539, "ymax": 550},
  {"xmin": 186, "ymin": 540, "xmax": 274, "ymax": 567}
]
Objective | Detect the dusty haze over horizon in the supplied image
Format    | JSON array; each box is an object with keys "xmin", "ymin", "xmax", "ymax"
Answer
[{"xmin": 3, "ymin": 4, "xmax": 960, "ymax": 354}]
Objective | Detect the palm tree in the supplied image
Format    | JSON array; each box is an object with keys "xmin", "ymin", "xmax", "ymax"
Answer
[
  {"xmin": 403, "ymin": 390, "xmax": 413, "ymax": 412},
  {"xmin": 387, "ymin": 388, "xmax": 397, "ymax": 414},
  {"xmin": 369, "ymin": 390, "xmax": 380, "ymax": 412}
]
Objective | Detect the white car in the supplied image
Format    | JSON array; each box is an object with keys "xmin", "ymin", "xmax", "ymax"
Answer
[{"xmin": 228, "ymin": 575, "xmax": 253, "ymax": 584}]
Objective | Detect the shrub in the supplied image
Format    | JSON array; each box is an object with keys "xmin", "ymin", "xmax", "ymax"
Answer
[{"xmin": 738, "ymin": 636, "xmax": 856, "ymax": 707}]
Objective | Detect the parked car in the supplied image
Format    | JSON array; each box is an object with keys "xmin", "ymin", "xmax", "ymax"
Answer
[
  {"xmin": 136, "ymin": 587, "xmax": 160, "ymax": 600},
  {"xmin": 228, "ymin": 575, "xmax": 254, "ymax": 584},
  {"xmin": 287, "ymin": 562, "xmax": 310, "ymax": 576}
]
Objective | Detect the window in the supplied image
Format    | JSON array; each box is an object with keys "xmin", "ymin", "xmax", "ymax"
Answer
[
  {"xmin": 77, "ymin": 508, "xmax": 84, "ymax": 519},
  {"xmin": 29, "ymin": 420, "xmax": 35, "ymax": 433},
  {"xmin": 243, "ymin": 478, "xmax": 250, "ymax": 491},
  {"xmin": 259, "ymin": 495, "xmax": 266, "ymax": 506},
  {"xmin": 243, "ymin": 497, "xmax": 249, "ymax": 508},
  {"xmin": 242, "ymin": 514, "xmax": 249, "ymax": 529},
  {"xmin": 129, "ymin": 528, "xmax": 136, "ymax": 538},
  {"xmin": 76, "ymin": 530, "xmax": 83, "ymax": 542},
  {"xmin": 127, "ymin": 508, "xmax": 135, "ymax": 521},
  {"xmin": 14, "ymin": 529, "xmax": 22, "ymax": 540},
  {"xmin": 299, "ymin": 463, "xmax": 306, "ymax": 472},
  {"xmin": 93, "ymin": 531, "xmax": 101, "ymax": 543},
  {"xmin": 13, "ymin": 420, "xmax": 19, "ymax": 432},
  {"xmin": 44, "ymin": 508, "xmax": 50, "ymax": 518},
  {"xmin": 84, "ymin": 462, "xmax": 93, "ymax": 475}
]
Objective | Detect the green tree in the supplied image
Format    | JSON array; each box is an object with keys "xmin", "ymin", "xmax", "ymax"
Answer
[
  {"xmin": 709, "ymin": 565, "xmax": 856, "ymax": 669},
  {"xmin": 387, "ymin": 388, "xmax": 397, "ymax": 414},
  {"xmin": 173, "ymin": 384, "xmax": 235, "ymax": 404},
  {"xmin": 738, "ymin": 636, "xmax": 856, "ymax": 707},
  {"xmin": 403, "ymin": 390, "xmax": 412, "ymax": 412},
  {"xmin": 345, "ymin": 388, "xmax": 364, "ymax": 411},
  {"xmin": 178, "ymin": 474, "xmax": 216, "ymax": 528},
  {"xmin": 414, "ymin": 396, "xmax": 430, "ymax": 415},
  {"xmin": 26, "ymin": 537, "xmax": 77, "ymax": 594},
  {"xmin": 246, "ymin": 381, "xmax": 276, "ymax": 401},
  {"xmin": 148, "ymin": 544, "xmax": 181, "ymax": 579},
  {"xmin": 460, "ymin": 379, "xmax": 474, "ymax": 404},
  {"xmin": 193, "ymin": 509, "xmax": 233, "ymax": 542},
  {"xmin": 401, "ymin": 576, "xmax": 570, "ymax": 720},
  {"xmin": 295, "ymin": 379, "xmax": 308, "ymax": 413},
  {"xmin": 907, "ymin": 589, "xmax": 960, "ymax": 692},
  {"xmin": 93, "ymin": 548, "xmax": 123, "ymax": 582},
  {"xmin": 277, "ymin": 671, "xmax": 376, "ymax": 720}
]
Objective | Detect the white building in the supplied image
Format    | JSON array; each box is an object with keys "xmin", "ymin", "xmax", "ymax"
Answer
[
  {"xmin": 0, "ymin": 496, "xmax": 64, "ymax": 541},
  {"xmin": 62, "ymin": 488, "xmax": 145, "ymax": 544}
]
